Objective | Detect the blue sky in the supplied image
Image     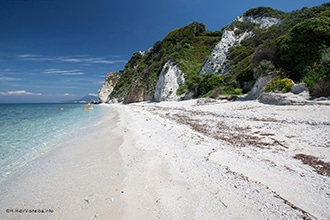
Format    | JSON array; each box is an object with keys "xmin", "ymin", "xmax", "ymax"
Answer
[{"xmin": 0, "ymin": 0, "xmax": 326, "ymax": 103}]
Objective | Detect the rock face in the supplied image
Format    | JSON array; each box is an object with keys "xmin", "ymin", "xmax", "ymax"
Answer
[
  {"xmin": 236, "ymin": 16, "xmax": 281, "ymax": 28},
  {"xmin": 246, "ymin": 72, "xmax": 276, "ymax": 100},
  {"xmin": 246, "ymin": 73, "xmax": 312, "ymax": 104},
  {"xmin": 154, "ymin": 61, "xmax": 185, "ymax": 102},
  {"xmin": 98, "ymin": 72, "xmax": 119, "ymax": 103},
  {"xmin": 199, "ymin": 30, "xmax": 254, "ymax": 75},
  {"xmin": 259, "ymin": 91, "xmax": 310, "ymax": 105},
  {"xmin": 124, "ymin": 86, "xmax": 148, "ymax": 104},
  {"xmin": 200, "ymin": 16, "xmax": 281, "ymax": 75}
]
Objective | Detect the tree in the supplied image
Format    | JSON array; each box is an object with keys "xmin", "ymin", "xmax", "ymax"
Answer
[{"xmin": 278, "ymin": 16, "xmax": 330, "ymax": 80}]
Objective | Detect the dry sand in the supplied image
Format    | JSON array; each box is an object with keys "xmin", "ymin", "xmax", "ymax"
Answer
[{"xmin": 0, "ymin": 100, "xmax": 329, "ymax": 219}]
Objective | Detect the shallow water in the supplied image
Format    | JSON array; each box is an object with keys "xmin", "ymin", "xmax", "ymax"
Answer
[{"xmin": 0, "ymin": 103, "xmax": 107, "ymax": 182}]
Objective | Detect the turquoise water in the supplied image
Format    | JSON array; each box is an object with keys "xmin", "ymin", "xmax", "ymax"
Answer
[{"xmin": 0, "ymin": 103, "xmax": 106, "ymax": 182}]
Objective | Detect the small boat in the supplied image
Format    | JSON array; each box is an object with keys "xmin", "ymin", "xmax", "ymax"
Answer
[{"xmin": 82, "ymin": 103, "xmax": 93, "ymax": 110}]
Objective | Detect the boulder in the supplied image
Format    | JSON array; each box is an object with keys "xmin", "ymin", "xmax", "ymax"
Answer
[
  {"xmin": 291, "ymin": 83, "xmax": 308, "ymax": 94},
  {"xmin": 82, "ymin": 103, "xmax": 93, "ymax": 110},
  {"xmin": 197, "ymin": 98, "xmax": 217, "ymax": 105},
  {"xmin": 258, "ymin": 92, "xmax": 310, "ymax": 105},
  {"xmin": 246, "ymin": 72, "xmax": 276, "ymax": 100},
  {"xmin": 181, "ymin": 92, "xmax": 194, "ymax": 100}
]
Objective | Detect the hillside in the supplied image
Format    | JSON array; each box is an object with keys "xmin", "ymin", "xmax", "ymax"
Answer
[{"xmin": 99, "ymin": 3, "xmax": 330, "ymax": 104}]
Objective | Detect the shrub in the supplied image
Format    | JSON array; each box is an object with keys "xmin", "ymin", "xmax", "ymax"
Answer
[
  {"xmin": 244, "ymin": 7, "xmax": 285, "ymax": 18},
  {"xmin": 236, "ymin": 65, "xmax": 253, "ymax": 82},
  {"xmin": 302, "ymin": 50, "xmax": 330, "ymax": 95},
  {"xmin": 176, "ymin": 83, "xmax": 188, "ymax": 96},
  {"xmin": 253, "ymin": 60, "xmax": 275, "ymax": 79},
  {"xmin": 277, "ymin": 16, "xmax": 330, "ymax": 80},
  {"xmin": 302, "ymin": 63, "xmax": 326, "ymax": 90},
  {"xmin": 265, "ymin": 76, "xmax": 294, "ymax": 93},
  {"xmin": 311, "ymin": 77, "xmax": 330, "ymax": 97},
  {"xmin": 208, "ymin": 86, "xmax": 242, "ymax": 98},
  {"xmin": 251, "ymin": 44, "xmax": 278, "ymax": 69},
  {"xmin": 199, "ymin": 74, "xmax": 224, "ymax": 95}
]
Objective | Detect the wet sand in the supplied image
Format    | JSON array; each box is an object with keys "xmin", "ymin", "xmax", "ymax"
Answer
[{"xmin": 0, "ymin": 105, "xmax": 126, "ymax": 220}]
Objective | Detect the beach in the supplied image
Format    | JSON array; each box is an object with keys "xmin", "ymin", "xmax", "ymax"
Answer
[{"xmin": 0, "ymin": 100, "xmax": 329, "ymax": 219}]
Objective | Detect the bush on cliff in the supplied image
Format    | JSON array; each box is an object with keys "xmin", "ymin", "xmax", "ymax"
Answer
[
  {"xmin": 224, "ymin": 3, "xmax": 330, "ymax": 97},
  {"xmin": 302, "ymin": 49, "xmax": 330, "ymax": 97},
  {"xmin": 264, "ymin": 76, "xmax": 294, "ymax": 93},
  {"xmin": 277, "ymin": 16, "xmax": 330, "ymax": 80},
  {"xmin": 110, "ymin": 22, "xmax": 221, "ymax": 103},
  {"xmin": 107, "ymin": 3, "xmax": 330, "ymax": 102}
]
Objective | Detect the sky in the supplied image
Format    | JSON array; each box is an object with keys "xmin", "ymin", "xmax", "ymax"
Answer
[{"xmin": 0, "ymin": 0, "xmax": 327, "ymax": 103}]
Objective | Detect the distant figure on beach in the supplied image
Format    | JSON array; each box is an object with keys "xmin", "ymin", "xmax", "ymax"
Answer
[{"xmin": 82, "ymin": 103, "xmax": 93, "ymax": 110}]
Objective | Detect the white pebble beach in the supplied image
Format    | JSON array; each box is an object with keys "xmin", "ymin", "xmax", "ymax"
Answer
[{"xmin": 0, "ymin": 99, "xmax": 329, "ymax": 219}]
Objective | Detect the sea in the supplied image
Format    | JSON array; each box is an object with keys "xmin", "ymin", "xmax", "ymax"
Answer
[{"xmin": 0, "ymin": 103, "xmax": 106, "ymax": 183}]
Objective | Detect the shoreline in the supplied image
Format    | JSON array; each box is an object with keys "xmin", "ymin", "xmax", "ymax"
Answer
[
  {"xmin": 0, "ymin": 100, "xmax": 329, "ymax": 219},
  {"xmin": 0, "ymin": 103, "xmax": 106, "ymax": 185},
  {"xmin": 0, "ymin": 105, "xmax": 127, "ymax": 219}
]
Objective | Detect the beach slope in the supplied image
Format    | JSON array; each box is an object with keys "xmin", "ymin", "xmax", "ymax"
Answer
[
  {"xmin": 0, "ymin": 100, "xmax": 329, "ymax": 219},
  {"xmin": 116, "ymin": 100, "xmax": 329, "ymax": 219}
]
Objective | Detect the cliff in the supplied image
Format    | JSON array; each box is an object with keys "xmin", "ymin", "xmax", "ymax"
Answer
[
  {"xmin": 199, "ymin": 15, "xmax": 280, "ymax": 75},
  {"xmin": 98, "ymin": 72, "xmax": 120, "ymax": 103},
  {"xmin": 98, "ymin": 4, "xmax": 330, "ymax": 103},
  {"xmin": 108, "ymin": 22, "xmax": 221, "ymax": 103},
  {"xmin": 154, "ymin": 61, "xmax": 185, "ymax": 102}
]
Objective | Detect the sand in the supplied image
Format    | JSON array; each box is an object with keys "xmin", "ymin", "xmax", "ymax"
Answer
[{"xmin": 0, "ymin": 100, "xmax": 329, "ymax": 220}]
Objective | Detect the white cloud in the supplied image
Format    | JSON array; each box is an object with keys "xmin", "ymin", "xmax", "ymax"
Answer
[
  {"xmin": 17, "ymin": 54, "xmax": 37, "ymax": 58},
  {"xmin": 17, "ymin": 54, "xmax": 52, "ymax": 62},
  {"xmin": 0, "ymin": 77, "xmax": 21, "ymax": 81},
  {"xmin": 43, "ymin": 69, "xmax": 85, "ymax": 75},
  {"xmin": 0, "ymin": 90, "xmax": 42, "ymax": 96},
  {"xmin": 88, "ymin": 93, "xmax": 98, "ymax": 97},
  {"xmin": 63, "ymin": 93, "xmax": 75, "ymax": 97},
  {"xmin": 18, "ymin": 54, "xmax": 126, "ymax": 65},
  {"xmin": 83, "ymin": 58, "xmax": 125, "ymax": 64},
  {"xmin": 60, "ymin": 58, "xmax": 82, "ymax": 63}
]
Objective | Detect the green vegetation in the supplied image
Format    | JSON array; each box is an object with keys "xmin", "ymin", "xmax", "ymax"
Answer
[
  {"xmin": 205, "ymin": 86, "xmax": 242, "ymax": 99},
  {"xmin": 110, "ymin": 22, "xmax": 221, "ymax": 101},
  {"xmin": 243, "ymin": 7, "xmax": 286, "ymax": 18},
  {"xmin": 110, "ymin": 3, "xmax": 330, "ymax": 102},
  {"xmin": 227, "ymin": 3, "xmax": 330, "ymax": 97},
  {"xmin": 264, "ymin": 77, "xmax": 294, "ymax": 93},
  {"xmin": 302, "ymin": 49, "xmax": 330, "ymax": 96},
  {"xmin": 277, "ymin": 16, "xmax": 330, "ymax": 79}
]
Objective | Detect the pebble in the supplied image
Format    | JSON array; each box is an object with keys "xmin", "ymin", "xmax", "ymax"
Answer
[
  {"xmin": 84, "ymin": 194, "xmax": 95, "ymax": 203},
  {"xmin": 91, "ymin": 214, "xmax": 98, "ymax": 220}
]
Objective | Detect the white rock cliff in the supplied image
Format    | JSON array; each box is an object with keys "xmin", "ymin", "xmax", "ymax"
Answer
[
  {"xmin": 236, "ymin": 16, "xmax": 281, "ymax": 29},
  {"xmin": 200, "ymin": 30, "xmax": 254, "ymax": 75},
  {"xmin": 154, "ymin": 61, "xmax": 185, "ymax": 102},
  {"xmin": 200, "ymin": 16, "xmax": 281, "ymax": 75},
  {"xmin": 98, "ymin": 72, "xmax": 118, "ymax": 103}
]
